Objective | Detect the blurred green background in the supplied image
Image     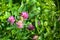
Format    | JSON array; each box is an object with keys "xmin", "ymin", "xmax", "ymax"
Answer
[{"xmin": 0, "ymin": 0, "xmax": 60, "ymax": 40}]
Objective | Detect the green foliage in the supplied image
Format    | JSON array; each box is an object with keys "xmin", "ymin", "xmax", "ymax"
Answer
[{"xmin": 0, "ymin": 0, "xmax": 60, "ymax": 40}]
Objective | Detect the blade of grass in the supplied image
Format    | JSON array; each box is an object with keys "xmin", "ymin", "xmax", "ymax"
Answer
[{"xmin": 35, "ymin": 18, "xmax": 39, "ymax": 34}]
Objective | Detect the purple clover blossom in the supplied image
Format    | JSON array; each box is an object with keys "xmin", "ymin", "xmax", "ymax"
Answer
[
  {"xmin": 21, "ymin": 12, "xmax": 28, "ymax": 20},
  {"xmin": 8, "ymin": 16, "xmax": 15, "ymax": 24},
  {"xmin": 28, "ymin": 24, "xmax": 34, "ymax": 30}
]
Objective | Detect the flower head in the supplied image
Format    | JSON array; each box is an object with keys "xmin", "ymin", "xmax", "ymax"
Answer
[
  {"xmin": 8, "ymin": 16, "xmax": 15, "ymax": 24},
  {"xmin": 32, "ymin": 35, "xmax": 38, "ymax": 40},
  {"xmin": 28, "ymin": 24, "xmax": 34, "ymax": 30},
  {"xmin": 21, "ymin": 12, "xmax": 28, "ymax": 19},
  {"xmin": 16, "ymin": 20, "xmax": 23, "ymax": 28}
]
